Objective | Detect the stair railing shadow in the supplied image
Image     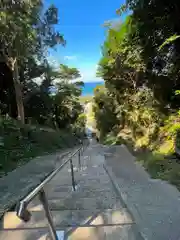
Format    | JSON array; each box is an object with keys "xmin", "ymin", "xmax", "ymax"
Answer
[{"xmin": 64, "ymin": 205, "xmax": 137, "ymax": 240}]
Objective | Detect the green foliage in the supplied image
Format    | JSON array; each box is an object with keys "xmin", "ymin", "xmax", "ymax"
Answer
[
  {"xmin": 73, "ymin": 113, "xmax": 86, "ymax": 134},
  {"xmin": 116, "ymin": 4, "xmax": 128, "ymax": 16},
  {"xmin": 0, "ymin": 116, "xmax": 82, "ymax": 177},
  {"xmin": 0, "ymin": 2, "xmax": 85, "ymax": 174},
  {"xmin": 161, "ymin": 115, "xmax": 180, "ymax": 138},
  {"xmin": 103, "ymin": 132, "xmax": 123, "ymax": 145},
  {"xmin": 175, "ymin": 90, "xmax": 180, "ymax": 96},
  {"xmin": 0, "ymin": 0, "xmax": 72, "ymax": 126},
  {"xmin": 23, "ymin": 63, "xmax": 83, "ymax": 129},
  {"xmin": 58, "ymin": 64, "xmax": 81, "ymax": 81},
  {"xmin": 159, "ymin": 35, "xmax": 180, "ymax": 50},
  {"xmin": 93, "ymin": 85, "xmax": 118, "ymax": 140},
  {"xmin": 137, "ymin": 151, "xmax": 180, "ymax": 190},
  {"xmin": 94, "ymin": 1, "xmax": 180, "ymax": 190}
]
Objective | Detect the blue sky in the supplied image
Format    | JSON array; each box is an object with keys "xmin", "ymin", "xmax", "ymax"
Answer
[{"xmin": 46, "ymin": 0, "xmax": 126, "ymax": 82}]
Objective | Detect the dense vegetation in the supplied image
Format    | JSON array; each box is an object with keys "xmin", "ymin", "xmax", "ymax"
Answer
[
  {"xmin": 0, "ymin": 1, "xmax": 85, "ymax": 175},
  {"xmin": 93, "ymin": 1, "xmax": 180, "ymax": 189}
]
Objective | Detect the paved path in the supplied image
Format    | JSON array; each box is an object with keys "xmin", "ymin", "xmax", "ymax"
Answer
[
  {"xmin": 0, "ymin": 140, "xmax": 142, "ymax": 240},
  {"xmin": 104, "ymin": 144, "xmax": 180, "ymax": 240}
]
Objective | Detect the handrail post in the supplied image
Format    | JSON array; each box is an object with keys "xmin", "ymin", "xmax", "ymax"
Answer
[
  {"xmin": 78, "ymin": 150, "xmax": 81, "ymax": 170},
  {"xmin": 70, "ymin": 158, "xmax": 76, "ymax": 191},
  {"xmin": 39, "ymin": 190, "xmax": 58, "ymax": 240},
  {"xmin": 81, "ymin": 142, "xmax": 83, "ymax": 153}
]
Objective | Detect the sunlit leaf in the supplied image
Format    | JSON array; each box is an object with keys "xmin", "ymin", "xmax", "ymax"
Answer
[{"xmin": 159, "ymin": 35, "xmax": 180, "ymax": 50}]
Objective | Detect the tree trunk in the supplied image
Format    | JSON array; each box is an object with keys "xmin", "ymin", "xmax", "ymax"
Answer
[
  {"xmin": 12, "ymin": 60, "xmax": 25, "ymax": 124},
  {"xmin": 2, "ymin": 52, "xmax": 25, "ymax": 123}
]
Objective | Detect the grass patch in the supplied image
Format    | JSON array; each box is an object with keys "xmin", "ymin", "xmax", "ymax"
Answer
[{"xmin": 137, "ymin": 151, "xmax": 180, "ymax": 190}]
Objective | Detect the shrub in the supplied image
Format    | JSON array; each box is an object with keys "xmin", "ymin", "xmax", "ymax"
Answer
[{"xmin": 0, "ymin": 116, "xmax": 83, "ymax": 177}]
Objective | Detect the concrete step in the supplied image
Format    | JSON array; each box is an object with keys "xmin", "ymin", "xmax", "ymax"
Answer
[
  {"xmin": 47, "ymin": 188, "xmax": 117, "ymax": 200},
  {"xmin": 0, "ymin": 224, "xmax": 142, "ymax": 240},
  {"xmin": 27, "ymin": 187, "xmax": 117, "ymax": 208},
  {"xmin": 78, "ymin": 179, "xmax": 111, "ymax": 187},
  {"xmin": 46, "ymin": 180, "xmax": 112, "ymax": 191},
  {"xmin": 27, "ymin": 185, "xmax": 79, "ymax": 210},
  {"xmin": 45, "ymin": 187, "xmax": 74, "ymax": 199},
  {"xmin": 28, "ymin": 195, "xmax": 123, "ymax": 211},
  {"xmin": 66, "ymin": 225, "xmax": 142, "ymax": 240},
  {"xmin": 78, "ymin": 185, "xmax": 112, "ymax": 193},
  {"xmin": 45, "ymin": 170, "xmax": 80, "ymax": 187},
  {"xmin": 2, "ymin": 208, "xmax": 133, "ymax": 229},
  {"xmin": 78, "ymin": 170, "xmax": 108, "ymax": 177}
]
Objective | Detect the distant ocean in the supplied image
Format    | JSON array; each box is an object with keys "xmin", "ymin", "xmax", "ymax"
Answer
[
  {"xmin": 50, "ymin": 81, "xmax": 104, "ymax": 96},
  {"xmin": 81, "ymin": 81, "xmax": 104, "ymax": 96}
]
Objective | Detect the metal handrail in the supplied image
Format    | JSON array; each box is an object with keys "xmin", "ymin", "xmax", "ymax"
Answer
[
  {"xmin": 15, "ymin": 138, "xmax": 89, "ymax": 240},
  {"xmin": 17, "ymin": 147, "xmax": 81, "ymax": 208}
]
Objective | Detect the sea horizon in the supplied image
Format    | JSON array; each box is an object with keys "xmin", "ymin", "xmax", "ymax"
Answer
[
  {"xmin": 81, "ymin": 81, "xmax": 104, "ymax": 96},
  {"xmin": 50, "ymin": 81, "xmax": 104, "ymax": 96}
]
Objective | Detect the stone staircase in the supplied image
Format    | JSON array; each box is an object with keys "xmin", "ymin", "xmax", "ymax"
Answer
[{"xmin": 0, "ymin": 140, "xmax": 142, "ymax": 240}]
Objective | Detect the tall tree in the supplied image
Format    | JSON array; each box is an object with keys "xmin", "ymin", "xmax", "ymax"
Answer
[
  {"xmin": 124, "ymin": 0, "xmax": 180, "ymax": 108},
  {"xmin": 0, "ymin": 1, "xmax": 65, "ymax": 123},
  {"xmin": 54, "ymin": 65, "xmax": 83, "ymax": 128},
  {"xmin": 58, "ymin": 64, "xmax": 81, "ymax": 82}
]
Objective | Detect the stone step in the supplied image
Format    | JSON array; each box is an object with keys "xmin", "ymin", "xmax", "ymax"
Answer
[
  {"xmin": 0, "ymin": 224, "xmax": 142, "ymax": 240},
  {"xmin": 78, "ymin": 179, "xmax": 111, "ymax": 187},
  {"xmin": 81, "ymin": 171, "xmax": 107, "ymax": 177},
  {"xmin": 45, "ymin": 182, "xmax": 77, "ymax": 194},
  {"xmin": 27, "ymin": 188, "xmax": 117, "ymax": 208},
  {"xmin": 66, "ymin": 225, "xmax": 142, "ymax": 240},
  {"xmin": 45, "ymin": 182, "xmax": 113, "ymax": 197},
  {"xmin": 78, "ymin": 185, "xmax": 112, "ymax": 193},
  {"xmin": 47, "ymin": 180, "xmax": 111, "ymax": 191},
  {"xmin": 46, "ymin": 170, "xmax": 81, "ymax": 186},
  {"xmin": 2, "ymin": 208, "xmax": 133, "ymax": 229},
  {"xmin": 28, "ymin": 186, "xmax": 117, "ymax": 211},
  {"xmin": 47, "ymin": 189, "xmax": 117, "ymax": 200},
  {"xmin": 28, "ymin": 196, "xmax": 123, "ymax": 211}
]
